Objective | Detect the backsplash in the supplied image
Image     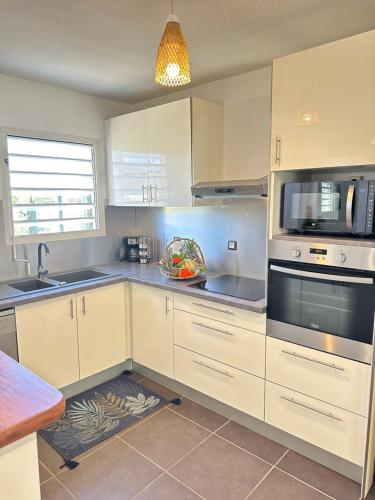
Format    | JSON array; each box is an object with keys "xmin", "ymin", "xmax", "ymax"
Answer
[{"xmin": 134, "ymin": 199, "xmax": 268, "ymax": 281}]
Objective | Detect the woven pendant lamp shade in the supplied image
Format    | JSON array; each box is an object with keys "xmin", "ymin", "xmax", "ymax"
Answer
[{"xmin": 155, "ymin": 14, "xmax": 191, "ymax": 87}]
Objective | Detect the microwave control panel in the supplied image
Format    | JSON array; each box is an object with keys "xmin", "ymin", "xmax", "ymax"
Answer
[{"xmin": 269, "ymin": 239, "xmax": 375, "ymax": 271}]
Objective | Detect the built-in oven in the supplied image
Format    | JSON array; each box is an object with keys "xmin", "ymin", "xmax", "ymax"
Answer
[{"xmin": 267, "ymin": 240, "xmax": 375, "ymax": 364}]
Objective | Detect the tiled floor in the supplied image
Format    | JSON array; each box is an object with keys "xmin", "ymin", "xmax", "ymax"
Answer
[{"xmin": 38, "ymin": 374, "xmax": 372, "ymax": 500}]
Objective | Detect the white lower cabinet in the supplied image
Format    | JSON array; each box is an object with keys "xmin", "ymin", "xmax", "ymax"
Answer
[
  {"xmin": 16, "ymin": 283, "xmax": 127, "ymax": 388},
  {"xmin": 77, "ymin": 284, "xmax": 127, "ymax": 379},
  {"xmin": 174, "ymin": 293, "xmax": 266, "ymax": 333},
  {"xmin": 132, "ymin": 283, "xmax": 174, "ymax": 378},
  {"xmin": 174, "ymin": 309, "xmax": 265, "ymax": 377},
  {"xmin": 265, "ymin": 381, "xmax": 367, "ymax": 465},
  {"xmin": 266, "ymin": 337, "xmax": 371, "ymax": 416},
  {"xmin": 16, "ymin": 294, "xmax": 79, "ymax": 389},
  {"xmin": 174, "ymin": 345, "xmax": 264, "ymax": 419}
]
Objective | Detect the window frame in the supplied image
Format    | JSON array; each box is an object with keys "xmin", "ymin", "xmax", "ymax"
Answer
[{"xmin": 0, "ymin": 128, "xmax": 106, "ymax": 245}]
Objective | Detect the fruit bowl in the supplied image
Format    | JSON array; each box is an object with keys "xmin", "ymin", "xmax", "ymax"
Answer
[{"xmin": 159, "ymin": 237, "xmax": 206, "ymax": 280}]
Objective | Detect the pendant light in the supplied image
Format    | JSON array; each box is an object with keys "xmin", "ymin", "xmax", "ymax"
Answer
[{"xmin": 155, "ymin": 0, "xmax": 191, "ymax": 87}]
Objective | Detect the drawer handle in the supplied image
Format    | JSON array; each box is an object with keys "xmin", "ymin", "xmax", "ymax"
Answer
[
  {"xmin": 69, "ymin": 299, "xmax": 74, "ymax": 319},
  {"xmin": 192, "ymin": 321, "xmax": 234, "ymax": 337},
  {"xmin": 280, "ymin": 395, "xmax": 342, "ymax": 422},
  {"xmin": 281, "ymin": 350, "xmax": 344, "ymax": 372},
  {"xmin": 193, "ymin": 359, "xmax": 234, "ymax": 378},
  {"xmin": 192, "ymin": 302, "xmax": 234, "ymax": 315}
]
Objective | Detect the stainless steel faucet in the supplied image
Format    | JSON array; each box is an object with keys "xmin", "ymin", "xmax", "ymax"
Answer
[{"xmin": 37, "ymin": 242, "xmax": 50, "ymax": 279}]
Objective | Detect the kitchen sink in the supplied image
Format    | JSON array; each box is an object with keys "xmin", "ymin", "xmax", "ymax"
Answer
[
  {"xmin": 9, "ymin": 279, "xmax": 57, "ymax": 292},
  {"xmin": 50, "ymin": 269, "xmax": 110, "ymax": 285}
]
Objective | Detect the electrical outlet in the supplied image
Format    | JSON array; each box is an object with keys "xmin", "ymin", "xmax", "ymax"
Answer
[{"xmin": 228, "ymin": 240, "xmax": 238, "ymax": 250}]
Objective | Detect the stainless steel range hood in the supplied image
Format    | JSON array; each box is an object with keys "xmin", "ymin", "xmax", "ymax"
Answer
[{"xmin": 191, "ymin": 176, "xmax": 268, "ymax": 199}]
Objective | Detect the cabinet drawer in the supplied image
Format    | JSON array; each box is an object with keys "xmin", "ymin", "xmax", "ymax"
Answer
[
  {"xmin": 266, "ymin": 337, "xmax": 371, "ymax": 416},
  {"xmin": 174, "ymin": 293, "xmax": 265, "ymax": 334},
  {"xmin": 265, "ymin": 381, "xmax": 366, "ymax": 465},
  {"xmin": 174, "ymin": 309, "xmax": 265, "ymax": 377},
  {"xmin": 174, "ymin": 345, "xmax": 264, "ymax": 419}
]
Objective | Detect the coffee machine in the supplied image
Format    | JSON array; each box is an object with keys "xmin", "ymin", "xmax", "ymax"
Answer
[{"xmin": 119, "ymin": 236, "xmax": 152, "ymax": 264}]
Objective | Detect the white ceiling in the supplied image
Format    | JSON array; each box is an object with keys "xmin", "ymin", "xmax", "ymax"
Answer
[{"xmin": 1, "ymin": 0, "xmax": 374, "ymax": 104}]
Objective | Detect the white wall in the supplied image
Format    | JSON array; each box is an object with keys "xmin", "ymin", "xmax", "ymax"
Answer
[
  {"xmin": 0, "ymin": 74, "xmax": 133, "ymax": 280},
  {"xmin": 0, "ymin": 73, "xmax": 130, "ymax": 138},
  {"xmin": 133, "ymin": 67, "xmax": 272, "ymax": 180}
]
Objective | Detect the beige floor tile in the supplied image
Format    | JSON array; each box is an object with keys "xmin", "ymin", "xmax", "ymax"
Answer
[
  {"xmin": 39, "ymin": 460, "xmax": 52, "ymax": 483},
  {"xmin": 170, "ymin": 398, "xmax": 228, "ymax": 431},
  {"xmin": 217, "ymin": 420, "xmax": 287, "ymax": 464},
  {"xmin": 135, "ymin": 473, "xmax": 201, "ymax": 499},
  {"xmin": 170, "ymin": 434, "xmax": 271, "ymax": 500},
  {"xmin": 40, "ymin": 478, "xmax": 74, "ymax": 500},
  {"xmin": 58, "ymin": 438, "xmax": 162, "ymax": 499},
  {"xmin": 121, "ymin": 408, "xmax": 210, "ymax": 469},
  {"xmin": 250, "ymin": 468, "xmax": 329, "ymax": 499},
  {"xmin": 38, "ymin": 435, "xmax": 65, "ymax": 474},
  {"xmin": 277, "ymin": 450, "xmax": 361, "ymax": 500}
]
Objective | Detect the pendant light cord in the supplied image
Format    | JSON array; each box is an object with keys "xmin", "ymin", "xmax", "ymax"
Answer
[{"xmin": 171, "ymin": 0, "xmax": 174, "ymax": 15}]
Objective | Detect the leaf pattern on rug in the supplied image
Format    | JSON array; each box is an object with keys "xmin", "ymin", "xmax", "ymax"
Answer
[
  {"xmin": 40, "ymin": 375, "xmax": 166, "ymax": 458},
  {"xmin": 68, "ymin": 399, "xmax": 120, "ymax": 444},
  {"xmin": 93, "ymin": 392, "xmax": 130, "ymax": 418},
  {"xmin": 125, "ymin": 393, "xmax": 160, "ymax": 415},
  {"xmin": 43, "ymin": 393, "xmax": 161, "ymax": 445}
]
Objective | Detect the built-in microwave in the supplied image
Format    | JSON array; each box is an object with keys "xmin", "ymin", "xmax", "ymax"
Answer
[{"xmin": 281, "ymin": 180, "xmax": 375, "ymax": 236}]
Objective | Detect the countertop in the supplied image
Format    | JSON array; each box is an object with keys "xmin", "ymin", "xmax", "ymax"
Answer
[
  {"xmin": 0, "ymin": 351, "xmax": 65, "ymax": 449},
  {"xmin": 0, "ymin": 262, "xmax": 266, "ymax": 314}
]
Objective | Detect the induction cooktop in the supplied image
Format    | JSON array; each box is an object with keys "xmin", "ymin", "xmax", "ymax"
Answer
[{"xmin": 189, "ymin": 274, "xmax": 265, "ymax": 302}]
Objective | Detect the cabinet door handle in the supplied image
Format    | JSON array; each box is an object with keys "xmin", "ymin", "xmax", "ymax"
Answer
[
  {"xmin": 192, "ymin": 302, "xmax": 234, "ymax": 316},
  {"xmin": 281, "ymin": 349, "xmax": 345, "ymax": 371},
  {"xmin": 275, "ymin": 135, "xmax": 281, "ymax": 165},
  {"xmin": 69, "ymin": 299, "xmax": 74, "ymax": 319},
  {"xmin": 192, "ymin": 321, "xmax": 234, "ymax": 337},
  {"xmin": 142, "ymin": 185, "xmax": 148, "ymax": 203},
  {"xmin": 193, "ymin": 359, "xmax": 234, "ymax": 378},
  {"xmin": 280, "ymin": 395, "xmax": 342, "ymax": 422},
  {"xmin": 82, "ymin": 296, "xmax": 86, "ymax": 316},
  {"xmin": 150, "ymin": 184, "xmax": 157, "ymax": 202}
]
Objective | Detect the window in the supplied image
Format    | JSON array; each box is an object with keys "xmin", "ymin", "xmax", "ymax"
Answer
[{"xmin": 4, "ymin": 134, "xmax": 103, "ymax": 241}]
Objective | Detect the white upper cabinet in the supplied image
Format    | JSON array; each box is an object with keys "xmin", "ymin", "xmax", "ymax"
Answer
[
  {"xmin": 106, "ymin": 98, "xmax": 223, "ymax": 207},
  {"xmin": 271, "ymin": 30, "xmax": 375, "ymax": 171}
]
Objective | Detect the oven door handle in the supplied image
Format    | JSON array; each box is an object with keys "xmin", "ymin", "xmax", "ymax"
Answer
[
  {"xmin": 346, "ymin": 184, "xmax": 355, "ymax": 230},
  {"xmin": 270, "ymin": 265, "xmax": 373, "ymax": 284}
]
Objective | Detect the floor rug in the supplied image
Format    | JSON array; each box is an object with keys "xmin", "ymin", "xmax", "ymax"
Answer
[{"xmin": 39, "ymin": 372, "xmax": 169, "ymax": 467}]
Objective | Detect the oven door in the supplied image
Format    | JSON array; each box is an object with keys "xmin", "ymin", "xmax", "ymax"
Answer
[
  {"xmin": 282, "ymin": 181, "xmax": 357, "ymax": 233},
  {"xmin": 267, "ymin": 260, "xmax": 375, "ymax": 364}
]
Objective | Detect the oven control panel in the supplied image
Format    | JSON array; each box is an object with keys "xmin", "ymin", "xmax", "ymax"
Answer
[
  {"xmin": 269, "ymin": 238, "xmax": 375, "ymax": 271},
  {"xmin": 291, "ymin": 245, "xmax": 346, "ymax": 263},
  {"xmin": 308, "ymin": 247, "xmax": 328, "ymax": 263}
]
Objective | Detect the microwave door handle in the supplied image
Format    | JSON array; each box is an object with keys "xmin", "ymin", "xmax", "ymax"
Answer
[
  {"xmin": 346, "ymin": 184, "xmax": 355, "ymax": 230},
  {"xmin": 270, "ymin": 265, "xmax": 373, "ymax": 285}
]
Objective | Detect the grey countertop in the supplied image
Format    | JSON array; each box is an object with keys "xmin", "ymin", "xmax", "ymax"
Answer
[{"xmin": 0, "ymin": 262, "xmax": 266, "ymax": 314}]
